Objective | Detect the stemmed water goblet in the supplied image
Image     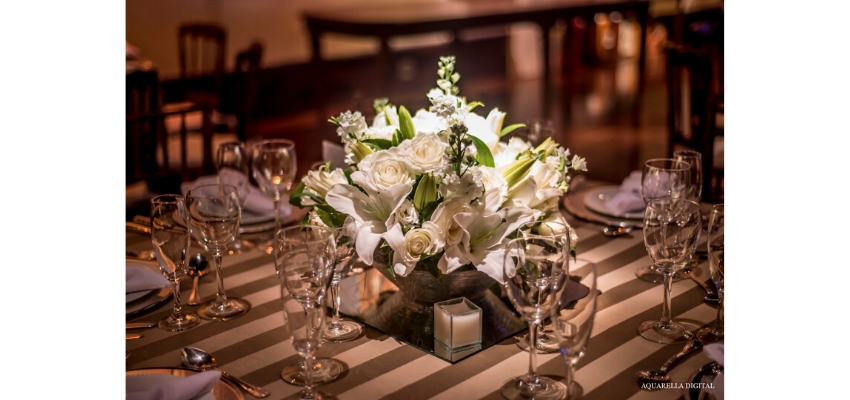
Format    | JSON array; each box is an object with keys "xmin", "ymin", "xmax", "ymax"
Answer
[
  {"xmin": 150, "ymin": 194, "xmax": 200, "ymax": 331},
  {"xmin": 186, "ymin": 184, "xmax": 251, "ymax": 321},
  {"xmin": 634, "ymin": 158, "xmax": 692, "ymax": 284},
  {"xmin": 638, "ymin": 199, "xmax": 702, "ymax": 344},
  {"xmin": 323, "ymin": 217, "xmax": 363, "ymax": 342},
  {"xmin": 551, "ymin": 261, "xmax": 598, "ymax": 399},
  {"xmin": 251, "ymin": 139, "xmax": 297, "ymax": 254},
  {"xmin": 216, "ymin": 141, "xmax": 254, "ymax": 255},
  {"xmin": 673, "ymin": 150, "xmax": 703, "ymax": 202},
  {"xmin": 274, "ymin": 225, "xmax": 338, "ymax": 398},
  {"xmin": 500, "ymin": 221, "xmax": 570, "ymax": 400},
  {"xmin": 696, "ymin": 204, "xmax": 724, "ymax": 342}
]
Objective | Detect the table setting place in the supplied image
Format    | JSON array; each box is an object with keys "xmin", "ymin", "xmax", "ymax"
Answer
[{"xmin": 126, "ymin": 57, "xmax": 724, "ymax": 399}]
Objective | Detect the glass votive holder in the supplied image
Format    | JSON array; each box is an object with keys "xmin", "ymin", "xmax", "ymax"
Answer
[
  {"xmin": 434, "ymin": 297, "xmax": 482, "ymax": 349},
  {"xmin": 433, "ymin": 339, "xmax": 482, "ymax": 362}
]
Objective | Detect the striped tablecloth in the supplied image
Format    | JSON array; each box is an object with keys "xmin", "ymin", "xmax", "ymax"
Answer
[{"xmin": 126, "ymin": 203, "xmax": 721, "ymax": 400}]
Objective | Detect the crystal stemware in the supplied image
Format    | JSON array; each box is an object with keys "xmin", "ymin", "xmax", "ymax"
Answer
[
  {"xmin": 251, "ymin": 139, "xmax": 297, "ymax": 254},
  {"xmin": 634, "ymin": 158, "xmax": 692, "ymax": 284},
  {"xmin": 638, "ymin": 199, "xmax": 702, "ymax": 344},
  {"xmin": 551, "ymin": 260, "xmax": 598, "ymax": 399},
  {"xmin": 150, "ymin": 194, "xmax": 200, "ymax": 332},
  {"xmin": 216, "ymin": 141, "xmax": 254, "ymax": 255},
  {"xmin": 186, "ymin": 184, "xmax": 251, "ymax": 321},
  {"xmin": 323, "ymin": 217, "xmax": 363, "ymax": 342},
  {"xmin": 673, "ymin": 150, "xmax": 703, "ymax": 202},
  {"xmin": 274, "ymin": 225, "xmax": 342, "ymax": 399},
  {"xmin": 696, "ymin": 204, "xmax": 724, "ymax": 342},
  {"xmin": 500, "ymin": 222, "xmax": 570, "ymax": 400}
]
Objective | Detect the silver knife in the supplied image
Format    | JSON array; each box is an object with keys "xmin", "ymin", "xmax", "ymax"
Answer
[
  {"xmin": 126, "ymin": 322, "xmax": 155, "ymax": 329},
  {"xmin": 126, "ymin": 333, "xmax": 143, "ymax": 340}
]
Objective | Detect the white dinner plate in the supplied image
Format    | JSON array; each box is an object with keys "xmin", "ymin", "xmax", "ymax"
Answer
[
  {"xmin": 126, "ymin": 259, "xmax": 172, "ymax": 317},
  {"xmin": 583, "ymin": 187, "xmax": 645, "ymax": 220},
  {"xmin": 126, "ymin": 368, "xmax": 243, "ymax": 400}
]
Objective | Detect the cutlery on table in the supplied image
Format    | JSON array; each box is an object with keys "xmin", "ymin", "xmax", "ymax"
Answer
[
  {"xmin": 126, "ymin": 333, "xmax": 143, "ymax": 340},
  {"xmin": 637, "ymin": 338, "xmax": 703, "ymax": 387},
  {"xmin": 126, "ymin": 322, "xmax": 156, "ymax": 330},
  {"xmin": 682, "ymin": 268, "xmax": 719, "ymax": 303},
  {"xmin": 182, "ymin": 347, "xmax": 271, "ymax": 398},
  {"xmin": 602, "ymin": 225, "xmax": 633, "ymax": 237}
]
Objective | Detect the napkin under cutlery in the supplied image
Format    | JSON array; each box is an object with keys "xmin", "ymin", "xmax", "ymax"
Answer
[
  {"xmin": 127, "ymin": 370, "xmax": 221, "ymax": 400},
  {"xmin": 604, "ymin": 171, "xmax": 645, "ymax": 215},
  {"xmin": 126, "ymin": 262, "xmax": 169, "ymax": 294},
  {"xmin": 181, "ymin": 175, "xmax": 292, "ymax": 220}
]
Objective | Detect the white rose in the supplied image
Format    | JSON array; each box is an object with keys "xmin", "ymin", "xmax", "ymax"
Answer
[
  {"xmin": 397, "ymin": 132, "xmax": 448, "ymax": 174},
  {"xmin": 387, "ymin": 222, "xmax": 445, "ymax": 276},
  {"xmin": 430, "ymin": 197, "xmax": 476, "ymax": 246},
  {"xmin": 357, "ymin": 149, "xmax": 415, "ymax": 192},
  {"xmin": 395, "ymin": 199, "xmax": 419, "ymax": 227}
]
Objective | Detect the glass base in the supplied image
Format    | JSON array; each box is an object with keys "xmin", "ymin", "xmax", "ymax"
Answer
[
  {"xmin": 224, "ymin": 239, "xmax": 255, "ymax": 255},
  {"xmin": 500, "ymin": 375, "xmax": 566, "ymax": 400},
  {"xmin": 695, "ymin": 327, "xmax": 723, "ymax": 343},
  {"xmin": 323, "ymin": 320, "xmax": 363, "ymax": 342},
  {"xmin": 515, "ymin": 331, "xmax": 560, "ymax": 354},
  {"xmin": 635, "ymin": 264, "xmax": 685, "ymax": 284},
  {"xmin": 158, "ymin": 313, "xmax": 200, "ymax": 332},
  {"xmin": 565, "ymin": 381, "xmax": 583, "ymax": 400},
  {"xmin": 282, "ymin": 390, "xmax": 335, "ymax": 400},
  {"xmin": 281, "ymin": 358, "xmax": 343, "ymax": 386},
  {"xmin": 638, "ymin": 320, "xmax": 696, "ymax": 344},
  {"xmin": 197, "ymin": 297, "xmax": 251, "ymax": 321}
]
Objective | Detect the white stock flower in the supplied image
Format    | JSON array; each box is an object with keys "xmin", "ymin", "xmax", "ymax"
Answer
[
  {"xmin": 336, "ymin": 111, "xmax": 368, "ymax": 143},
  {"xmin": 394, "ymin": 199, "xmax": 419, "ymax": 227},
  {"xmin": 439, "ymin": 167, "xmax": 483, "ymax": 200},
  {"xmin": 397, "ymin": 132, "xmax": 448, "ymax": 174},
  {"xmin": 356, "ymin": 149, "xmax": 415, "ymax": 192},
  {"xmin": 571, "ymin": 155, "xmax": 588, "ymax": 171},
  {"xmin": 384, "ymin": 222, "xmax": 445, "ymax": 276}
]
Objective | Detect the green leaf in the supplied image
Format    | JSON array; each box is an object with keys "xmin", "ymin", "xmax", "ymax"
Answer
[
  {"xmin": 500, "ymin": 123, "xmax": 525, "ymax": 138},
  {"xmin": 398, "ymin": 106, "xmax": 416, "ymax": 140},
  {"xmin": 315, "ymin": 205, "xmax": 347, "ymax": 228},
  {"xmin": 469, "ymin": 135, "xmax": 495, "ymax": 168},
  {"xmin": 362, "ymin": 138, "xmax": 393, "ymax": 150},
  {"xmin": 391, "ymin": 129, "xmax": 402, "ymax": 147},
  {"xmin": 343, "ymin": 170, "xmax": 354, "ymax": 185},
  {"xmin": 466, "ymin": 101, "xmax": 485, "ymax": 112},
  {"xmin": 300, "ymin": 210, "xmax": 312, "ymax": 226},
  {"xmin": 420, "ymin": 253, "xmax": 444, "ymax": 283},
  {"xmin": 409, "ymin": 174, "xmax": 424, "ymax": 201},
  {"xmin": 288, "ymin": 182, "xmax": 306, "ymax": 207},
  {"xmin": 418, "ymin": 197, "xmax": 444, "ymax": 224}
]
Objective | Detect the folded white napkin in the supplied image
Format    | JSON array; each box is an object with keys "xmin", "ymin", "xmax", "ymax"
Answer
[
  {"xmin": 181, "ymin": 175, "xmax": 292, "ymax": 216},
  {"xmin": 605, "ymin": 171, "xmax": 645, "ymax": 215},
  {"xmin": 126, "ymin": 263, "xmax": 170, "ymax": 293},
  {"xmin": 127, "ymin": 370, "xmax": 221, "ymax": 400},
  {"xmin": 704, "ymin": 343, "xmax": 724, "ymax": 400}
]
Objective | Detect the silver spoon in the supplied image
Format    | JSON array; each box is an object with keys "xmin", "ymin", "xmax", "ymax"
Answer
[
  {"xmin": 181, "ymin": 347, "xmax": 271, "ymax": 398},
  {"xmin": 682, "ymin": 268, "xmax": 719, "ymax": 303},
  {"xmin": 186, "ymin": 254, "xmax": 208, "ymax": 306},
  {"xmin": 602, "ymin": 226, "xmax": 633, "ymax": 237},
  {"xmin": 637, "ymin": 338, "xmax": 703, "ymax": 386}
]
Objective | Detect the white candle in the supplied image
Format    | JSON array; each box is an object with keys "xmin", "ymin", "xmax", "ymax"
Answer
[{"xmin": 434, "ymin": 297, "xmax": 482, "ymax": 348}]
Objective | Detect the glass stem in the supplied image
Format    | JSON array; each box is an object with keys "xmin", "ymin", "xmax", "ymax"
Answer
[
  {"xmin": 330, "ymin": 283, "xmax": 341, "ymax": 328},
  {"xmin": 273, "ymin": 196, "xmax": 281, "ymax": 233},
  {"xmin": 661, "ymin": 269, "xmax": 674, "ymax": 326},
  {"xmin": 564, "ymin": 364, "xmax": 575, "ymax": 399},
  {"xmin": 714, "ymin": 290, "xmax": 724, "ymax": 334},
  {"xmin": 527, "ymin": 321, "xmax": 540, "ymax": 381},
  {"xmin": 213, "ymin": 252, "xmax": 228, "ymax": 308},
  {"xmin": 170, "ymin": 279, "xmax": 184, "ymax": 320}
]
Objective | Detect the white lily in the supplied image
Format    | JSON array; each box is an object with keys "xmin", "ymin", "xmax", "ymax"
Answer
[
  {"xmin": 438, "ymin": 206, "xmax": 538, "ymax": 284},
  {"xmin": 325, "ymin": 180, "xmax": 412, "ymax": 266}
]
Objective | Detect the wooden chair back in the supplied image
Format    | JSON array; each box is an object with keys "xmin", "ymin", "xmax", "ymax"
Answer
[
  {"xmin": 234, "ymin": 42, "xmax": 264, "ymax": 141},
  {"xmin": 126, "ymin": 69, "xmax": 161, "ymax": 115}
]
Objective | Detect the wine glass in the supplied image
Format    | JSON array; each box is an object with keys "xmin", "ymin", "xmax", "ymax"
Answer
[
  {"xmin": 696, "ymin": 204, "xmax": 724, "ymax": 342},
  {"xmin": 150, "ymin": 194, "xmax": 200, "ymax": 332},
  {"xmin": 638, "ymin": 199, "xmax": 702, "ymax": 344},
  {"xmin": 634, "ymin": 158, "xmax": 691, "ymax": 284},
  {"xmin": 673, "ymin": 150, "xmax": 703, "ymax": 202},
  {"xmin": 251, "ymin": 139, "xmax": 297, "ymax": 254},
  {"xmin": 274, "ymin": 225, "xmax": 339, "ymax": 396},
  {"xmin": 323, "ymin": 217, "xmax": 363, "ymax": 342},
  {"xmin": 186, "ymin": 184, "xmax": 251, "ymax": 321},
  {"xmin": 216, "ymin": 141, "xmax": 254, "ymax": 255},
  {"xmin": 551, "ymin": 260, "xmax": 598, "ymax": 399},
  {"xmin": 500, "ymin": 223, "xmax": 570, "ymax": 400}
]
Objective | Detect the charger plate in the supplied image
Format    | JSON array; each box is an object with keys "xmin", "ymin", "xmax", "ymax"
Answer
[{"xmin": 126, "ymin": 368, "xmax": 243, "ymax": 400}]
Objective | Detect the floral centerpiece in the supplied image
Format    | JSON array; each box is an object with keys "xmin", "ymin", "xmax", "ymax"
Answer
[{"xmin": 289, "ymin": 56, "xmax": 586, "ymax": 285}]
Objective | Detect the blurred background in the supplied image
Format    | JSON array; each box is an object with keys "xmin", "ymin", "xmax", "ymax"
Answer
[{"xmin": 125, "ymin": 0, "xmax": 724, "ymax": 215}]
